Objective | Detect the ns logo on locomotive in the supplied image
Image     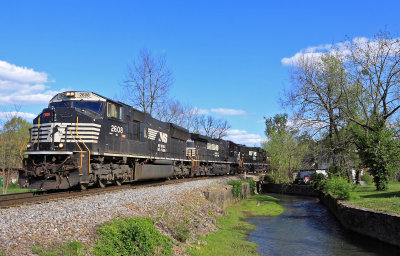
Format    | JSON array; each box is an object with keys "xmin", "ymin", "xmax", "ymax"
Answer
[{"xmin": 18, "ymin": 91, "xmax": 267, "ymax": 190}]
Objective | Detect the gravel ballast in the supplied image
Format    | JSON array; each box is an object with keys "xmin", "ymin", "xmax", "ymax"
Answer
[{"xmin": 0, "ymin": 176, "xmax": 236, "ymax": 255}]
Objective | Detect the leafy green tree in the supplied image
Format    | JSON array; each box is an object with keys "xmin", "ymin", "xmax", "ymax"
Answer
[
  {"xmin": 350, "ymin": 118, "xmax": 400, "ymax": 190},
  {"xmin": 285, "ymin": 52, "xmax": 352, "ymax": 174},
  {"xmin": 340, "ymin": 32, "xmax": 400, "ymax": 190},
  {"xmin": 0, "ymin": 116, "xmax": 31, "ymax": 193},
  {"xmin": 286, "ymin": 31, "xmax": 400, "ymax": 190},
  {"xmin": 264, "ymin": 114, "xmax": 311, "ymax": 182}
]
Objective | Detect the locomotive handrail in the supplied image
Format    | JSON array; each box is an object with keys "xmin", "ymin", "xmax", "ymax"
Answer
[
  {"xmin": 190, "ymin": 149, "xmax": 200, "ymax": 170},
  {"xmin": 75, "ymin": 117, "xmax": 91, "ymax": 173},
  {"xmin": 68, "ymin": 127, "xmax": 84, "ymax": 169},
  {"xmin": 19, "ymin": 140, "xmax": 29, "ymax": 160},
  {"xmin": 32, "ymin": 117, "xmax": 41, "ymax": 148}
]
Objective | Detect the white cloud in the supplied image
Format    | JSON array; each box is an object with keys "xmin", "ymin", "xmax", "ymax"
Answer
[
  {"xmin": 0, "ymin": 60, "xmax": 59, "ymax": 105},
  {"xmin": 0, "ymin": 60, "xmax": 47, "ymax": 84},
  {"xmin": 193, "ymin": 107, "xmax": 209, "ymax": 115},
  {"xmin": 281, "ymin": 37, "xmax": 372, "ymax": 66},
  {"xmin": 226, "ymin": 129, "xmax": 265, "ymax": 146},
  {"xmin": 211, "ymin": 108, "xmax": 246, "ymax": 116},
  {"xmin": 0, "ymin": 111, "xmax": 36, "ymax": 119}
]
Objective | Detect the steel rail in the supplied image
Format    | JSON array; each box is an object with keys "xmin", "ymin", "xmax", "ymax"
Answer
[{"xmin": 0, "ymin": 175, "xmax": 231, "ymax": 209}]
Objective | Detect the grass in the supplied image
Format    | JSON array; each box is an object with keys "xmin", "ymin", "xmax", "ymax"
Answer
[
  {"xmin": 188, "ymin": 194, "xmax": 284, "ymax": 256},
  {"xmin": 31, "ymin": 241, "xmax": 86, "ymax": 256},
  {"xmin": 0, "ymin": 183, "xmax": 36, "ymax": 194},
  {"xmin": 347, "ymin": 181, "xmax": 400, "ymax": 215},
  {"xmin": 1, "ymin": 183, "xmax": 35, "ymax": 194}
]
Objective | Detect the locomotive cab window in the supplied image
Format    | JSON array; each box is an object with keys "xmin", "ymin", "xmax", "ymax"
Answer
[
  {"xmin": 72, "ymin": 101, "xmax": 103, "ymax": 114},
  {"xmin": 107, "ymin": 102, "xmax": 121, "ymax": 119}
]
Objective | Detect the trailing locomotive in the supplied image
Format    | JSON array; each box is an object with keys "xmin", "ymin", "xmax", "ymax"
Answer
[{"xmin": 18, "ymin": 91, "xmax": 266, "ymax": 190}]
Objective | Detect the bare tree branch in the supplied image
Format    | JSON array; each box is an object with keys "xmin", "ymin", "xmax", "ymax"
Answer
[{"xmin": 122, "ymin": 48, "xmax": 173, "ymax": 116}]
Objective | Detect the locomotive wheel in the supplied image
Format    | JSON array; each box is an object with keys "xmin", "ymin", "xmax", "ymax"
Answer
[
  {"xmin": 98, "ymin": 179, "xmax": 106, "ymax": 188},
  {"xmin": 116, "ymin": 179, "xmax": 122, "ymax": 186}
]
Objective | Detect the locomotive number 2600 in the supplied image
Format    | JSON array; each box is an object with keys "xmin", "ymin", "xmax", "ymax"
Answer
[{"xmin": 111, "ymin": 125, "xmax": 123, "ymax": 133}]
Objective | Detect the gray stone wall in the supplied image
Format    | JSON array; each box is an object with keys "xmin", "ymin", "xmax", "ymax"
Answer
[
  {"xmin": 320, "ymin": 194, "xmax": 400, "ymax": 247},
  {"xmin": 261, "ymin": 183, "xmax": 319, "ymax": 196},
  {"xmin": 203, "ymin": 182, "xmax": 251, "ymax": 208}
]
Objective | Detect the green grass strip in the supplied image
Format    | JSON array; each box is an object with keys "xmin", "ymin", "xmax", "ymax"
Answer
[
  {"xmin": 347, "ymin": 181, "xmax": 400, "ymax": 215},
  {"xmin": 188, "ymin": 194, "xmax": 284, "ymax": 256}
]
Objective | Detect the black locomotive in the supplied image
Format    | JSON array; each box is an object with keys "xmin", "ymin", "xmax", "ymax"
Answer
[{"xmin": 18, "ymin": 91, "xmax": 266, "ymax": 190}]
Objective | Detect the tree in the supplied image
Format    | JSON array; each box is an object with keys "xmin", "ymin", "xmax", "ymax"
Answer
[
  {"xmin": 155, "ymin": 99, "xmax": 184, "ymax": 124},
  {"xmin": 0, "ymin": 116, "xmax": 31, "ymax": 194},
  {"xmin": 122, "ymin": 48, "xmax": 173, "ymax": 116},
  {"xmin": 286, "ymin": 31, "xmax": 400, "ymax": 190},
  {"xmin": 196, "ymin": 115, "xmax": 231, "ymax": 139},
  {"xmin": 121, "ymin": 48, "xmax": 231, "ymax": 139},
  {"xmin": 285, "ymin": 53, "xmax": 350, "ymax": 172},
  {"xmin": 264, "ymin": 114, "xmax": 310, "ymax": 182},
  {"xmin": 341, "ymin": 32, "xmax": 400, "ymax": 190}
]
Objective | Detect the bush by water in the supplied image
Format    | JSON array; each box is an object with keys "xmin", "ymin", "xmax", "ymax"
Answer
[{"xmin": 324, "ymin": 176, "xmax": 354, "ymax": 200}]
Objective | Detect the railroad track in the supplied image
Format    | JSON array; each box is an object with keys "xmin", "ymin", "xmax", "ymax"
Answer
[{"xmin": 0, "ymin": 175, "xmax": 232, "ymax": 208}]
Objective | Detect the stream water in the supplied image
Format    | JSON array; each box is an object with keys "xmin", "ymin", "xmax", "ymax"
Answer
[{"xmin": 247, "ymin": 193, "xmax": 400, "ymax": 256}]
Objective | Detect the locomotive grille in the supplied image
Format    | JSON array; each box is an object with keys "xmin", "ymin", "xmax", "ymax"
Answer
[{"xmin": 31, "ymin": 122, "xmax": 101, "ymax": 143}]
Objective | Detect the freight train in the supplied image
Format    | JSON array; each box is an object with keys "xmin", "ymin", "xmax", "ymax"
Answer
[{"xmin": 18, "ymin": 91, "xmax": 266, "ymax": 190}]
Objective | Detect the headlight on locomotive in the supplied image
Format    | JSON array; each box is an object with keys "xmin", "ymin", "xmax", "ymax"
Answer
[
  {"xmin": 58, "ymin": 142, "xmax": 64, "ymax": 148},
  {"xmin": 26, "ymin": 143, "xmax": 32, "ymax": 149}
]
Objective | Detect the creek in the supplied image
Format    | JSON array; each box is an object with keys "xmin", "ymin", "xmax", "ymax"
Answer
[{"xmin": 247, "ymin": 193, "xmax": 400, "ymax": 256}]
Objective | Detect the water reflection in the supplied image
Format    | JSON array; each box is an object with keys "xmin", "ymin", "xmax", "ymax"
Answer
[{"xmin": 247, "ymin": 194, "xmax": 400, "ymax": 256}]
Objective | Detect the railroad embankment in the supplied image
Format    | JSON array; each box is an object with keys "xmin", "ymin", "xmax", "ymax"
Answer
[
  {"xmin": 260, "ymin": 182, "xmax": 400, "ymax": 248},
  {"xmin": 0, "ymin": 176, "xmax": 263, "ymax": 256}
]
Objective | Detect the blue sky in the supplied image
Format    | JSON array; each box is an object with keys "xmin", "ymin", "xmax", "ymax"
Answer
[{"xmin": 1, "ymin": 0, "xmax": 400, "ymax": 145}]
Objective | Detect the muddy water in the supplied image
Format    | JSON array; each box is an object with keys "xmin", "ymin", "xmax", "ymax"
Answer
[{"xmin": 247, "ymin": 194, "xmax": 400, "ymax": 256}]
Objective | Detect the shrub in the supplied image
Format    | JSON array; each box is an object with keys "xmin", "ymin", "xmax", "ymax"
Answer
[
  {"xmin": 324, "ymin": 176, "xmax": 354, "ymax": 200},
  {"xmin": 310, "ymin": 173, "xmax": 327, "ymax": 191},
  {"xmin": 244, "ymin": 179, "xmax": 256, "ymax": 194},
  {"xmin": 94, "ymin": 217, "xmax": 172, "ymax": 256},
  {"xmin": 265, "ymin": 173, "xmax": 291, "ymax": 184},
  {"xmin": 228, "ymin": 180, "xmax": 242, "ymax": 198},
  {"xmin": 361, "ymin": 173, "xmax": 373, "ymax": 185}
]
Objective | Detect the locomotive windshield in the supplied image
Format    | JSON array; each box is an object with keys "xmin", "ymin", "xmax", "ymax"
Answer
[
  {"xmin": 49, "ymin": 101, "xmax": 70, "ymax": 108},
  {"xmin": 48, "ymin": 100, "xmax": 103, "ymax": 114},
  {"xmin": 72, "ymin": 101, "xmax": 103, "ymax": 114}
]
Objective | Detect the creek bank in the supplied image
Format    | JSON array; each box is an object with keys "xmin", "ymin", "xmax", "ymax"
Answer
[
  {"xmin": 260, "ymin": 182, "xmax": 400, "ymax": 248},
  {"xmin": 320, "ymin": 193, "xmax": 400, "ymax": 247},
  {"xmin": 189, "ymin": 193, "xmax": 284, "ymax": 256}
]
